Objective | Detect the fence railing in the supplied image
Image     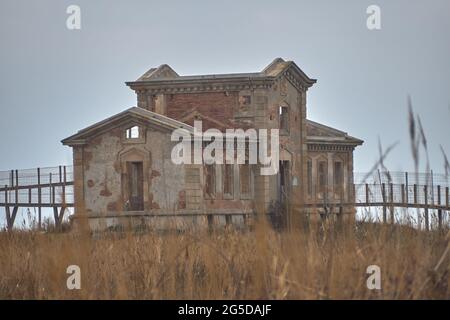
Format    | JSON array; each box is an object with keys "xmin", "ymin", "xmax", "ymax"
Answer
[
  {"xmin": 0, "ymin": 166, "xmax": 448, "ymax": 231},
  {"xmin": 354, "ymin": 170, "xmax": 449, "ymax": 188},
  {"xmin": 0, "ymin": 166, "xmax": 74, "ymax": 230},
  {"xmin": 0, "ymin": 165, "xmax": 74, "ymax": 206},
  {"xmin": 354, "ymin": 183, "xmax": 449, "ymax": 209}
]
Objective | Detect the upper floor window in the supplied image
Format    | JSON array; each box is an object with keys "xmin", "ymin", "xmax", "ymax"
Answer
[
  {"xmin": 204, "ymin": 164, "xmax": 216, "ymax": 199},
  {"xmin": 223, "ymin": 164, "xmax": 234, "ymax": 198},
  {"xmin": 279, "ymin": 106, "xmax": 289, "ymax": 133},
  {"xmin": 307, "ymin": 160, "xmax": 313, "ymax": 196},
  {"xmin": 126, "ymin": 126, "xmax": 140, "ymax": 139},
  {"xmin": 239, "ymin": 161, "xmax": 251, "ymax": 197},
  {"xmin": 239, "ymin": 95, "xmax": 251, "ymax": 106},
  {"xmin": 334, "ymin": 161, "xmax": 344, "ymax": 195},
  {"xmin": 318, "ymin": 160, "xmax": 328, "ymax": 194}
]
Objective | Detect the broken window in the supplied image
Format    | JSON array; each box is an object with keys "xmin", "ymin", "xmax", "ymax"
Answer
[
  {"xmin": 126, "ymin": 161, "xmax": 144, "ymax": 211},
  {"xmin": 279, "ymin": 106, "xmax": 289, "ymax": 132},
  {"xmin": 126, "ymin": 126, "xmax": 140, "ymax": 139},
  {"xmin": 334, "ymin": 161, "xmax": 343, "ymax": 195},
  {"xmin": 223, "ymin": 164, "xmax": 234, "ymax": 197},
  {"xmin": 239, "ymin": 160, "xmax": 251, "ymax": 196},
  {"xmin": 307, "ymin": 160, "xmax": 313, "ymax": 196},
  {"xmin": 239, "ymin": 95, "xmax": 251, "ymax": 106},
  {"xmin": 279, "ymin": 160, "xmax": 290, "ymax": 203},
  {"xmin": 318, "ymin": 160, "xmax": 328, "ymax": 194},
  {"xmin": 204, "ymin": 164, "xmax": 216, "ymax": 198}
]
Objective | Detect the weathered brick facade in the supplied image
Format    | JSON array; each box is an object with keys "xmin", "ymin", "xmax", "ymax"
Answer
[{"xmin": 63, "ymin": 58, "xmax": 363, "ymax": 230}]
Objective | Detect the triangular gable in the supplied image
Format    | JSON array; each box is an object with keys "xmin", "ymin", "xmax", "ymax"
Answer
[
  {"xmin": 307, "ymin": 120, "xmax": 347, "ymax": 137},
  {"xmin": 62, "ymin": 107, "xmax": 193, "ymax": 146},
  {"xmin": 262, "ymin": 57, "xmax": 317, "ymax": 88},
  {"xmin": 306, "ymin": 120, "xmax": 363, "ymax": 145},
  {"xmin": 137, "ymin": 64, "xmax": 179, "ymax": 81},
  {"xmin": 262, "ymin": 57, "xmax": 290, "ymax": 76}
]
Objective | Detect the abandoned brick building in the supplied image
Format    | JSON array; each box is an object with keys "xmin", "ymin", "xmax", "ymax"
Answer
[{"xmin": 62, "ymin": 58, "xmax": 363, "ymax": 230}]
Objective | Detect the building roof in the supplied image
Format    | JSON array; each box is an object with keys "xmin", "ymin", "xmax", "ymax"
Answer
[
  {"xmin": 126, "ymin": 57, "xmax": 317, "ymax": 91},
  {"xmin": 61, "ymin": 107, "xmax": 194, "ymax": 146},
  {"xmin": 306, "ymin": 120, "xmax": 363, "ymax": 146}
]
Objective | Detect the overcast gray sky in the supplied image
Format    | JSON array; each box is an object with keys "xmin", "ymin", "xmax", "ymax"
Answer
[{"xmin": 0, "ymin": 0, "xmax": 449, "ymax": 174}]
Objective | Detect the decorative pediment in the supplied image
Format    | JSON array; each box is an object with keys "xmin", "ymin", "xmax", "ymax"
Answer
[
  {"xmin": 62, "ymin": 107, "xmax": 193, "ymax": 146},
  {"xmin": 263, "ymin": 57, "xmax": 317, "ymax": 91},
  {"xmin": 137, "ymin": 64, "xmax": 179, "ymax": 81},
  {"xmin": 306, "ymin": 120, "xmax": 363, "ymax": 146},
  {"xmin": 307, "ymin": 120, "xmax": 346, "ymax": 138}
]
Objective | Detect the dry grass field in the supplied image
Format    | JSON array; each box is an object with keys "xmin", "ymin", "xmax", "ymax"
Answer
[{"xmin": 0, "ymin": 217, "xmax": 448, "ymax": 300}]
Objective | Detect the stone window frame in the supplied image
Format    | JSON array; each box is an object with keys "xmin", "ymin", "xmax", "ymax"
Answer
[{"xmin": 117, "ymin": 147, "xmax": 151, "ymax": 212}]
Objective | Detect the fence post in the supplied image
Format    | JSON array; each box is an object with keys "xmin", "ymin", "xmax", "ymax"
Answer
[
  {"xmin": 405, "ymin": 172, "xmax": 409, "ymax": 203},
  {"xmin": 365, "ymin": 183, "xmax": 369, "ymax": 204},
  {"xmin": 401, "ymin": 184, "xmax": 405, "ymax": 205},
  {"xmin": 50, "ymin": 173, "xmax": 54, "ymax": 204},
  {"xmin": 62, "ymin": 166, "xmax": 67, "ymax": 206},
  {"xmin": 4, "ymin": 185, "xmax": 7, "ymax": 206},
  {"xmin": 389, "ymin": 183, "xmax": 394, "ymax": 223},
  {"xmin": 413, "ymin": 184, "xmax": 417, "ymax": 205},
  {"xmin": 437, "ymin": 185, "xmax": 442, "ymax": 229},
  {"xmin": 431, "ymin": 170, "xmax": 434, "ymax": 204},
  {"xmin": 446, "ymin": 187, "xmax": 449, "ymax": 209},
  {"xmin": 424, "ymin": 185, "xmax": 429, "ymax": 231},
  {"xmin": 52, "ymin": 185, "xmax": 55, "ymax": 206},
  {"xmin": 382, "ymin": 183, "xmax": 386, "ymax": 223},
  {"xmin": 4, "ymin": 185, "xmax": 9, "ymax": 230},
  {"xmin": 15, "ymin": 170, "xmax": 18, "ymax": 205},
  {"xmin": 37, "ymin": 168, "xmax": 41, "ymax": 230}
]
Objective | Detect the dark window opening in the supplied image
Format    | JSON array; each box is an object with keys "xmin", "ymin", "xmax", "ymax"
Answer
[
  {"xmin": 223, "ymin": 164, "xmax": 234, "ymax": 197},
  {"xmin": 204, "ymin": 165, "xmax": 216, "ymax": 198},
  {"xmin": 240, "ymin": 95, "xmax": 251, "ymax": 106},
  {"xmin": 279, "ymin": 106, "xmax": 289, "ymax": 132},
  {"xmin": 239, "ymin": 160, "xmax": 251, "ymax": 196},
  {"xmin": 334, "ymin": 161, "xmax": 343, "ymax": 195},
  {"xmin": 318, "ymin": 161, "xmax": 328, "ymax": 194},
  {"xmin": 279, "ymin": 160, "xmax": 290, "ymax": 203},
  {"xmin": 127, "ymin": 161, "xmax": 144, "ymax": 211},
  {"xmin": 307, "ymin": 160, "xmax": 313, "ymax": 196}
]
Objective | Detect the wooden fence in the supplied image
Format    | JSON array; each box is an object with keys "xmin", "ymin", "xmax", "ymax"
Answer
[{"xmin": 0, "ymin": 166, "xmax": 73, "ymax": 230}]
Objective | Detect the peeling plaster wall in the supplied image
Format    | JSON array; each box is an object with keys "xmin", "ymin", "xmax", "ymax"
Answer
[{"xmin": 81, "ymin": 126, "xmax": 185, "ymax": 216}]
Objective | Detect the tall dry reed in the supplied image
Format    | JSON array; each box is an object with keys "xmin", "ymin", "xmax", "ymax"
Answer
[{"xmin": 0, "ymin": 217, "xmax": 448, "ymax": 299}]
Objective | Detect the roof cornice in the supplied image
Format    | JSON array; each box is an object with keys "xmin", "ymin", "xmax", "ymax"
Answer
[
  {"xmin": 126, "ymin": 58, "xmax": 317, "ymax": 94},
  {"xmin": 126, "ymin": 77, "xmax": 275, "ymax": 94}
]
